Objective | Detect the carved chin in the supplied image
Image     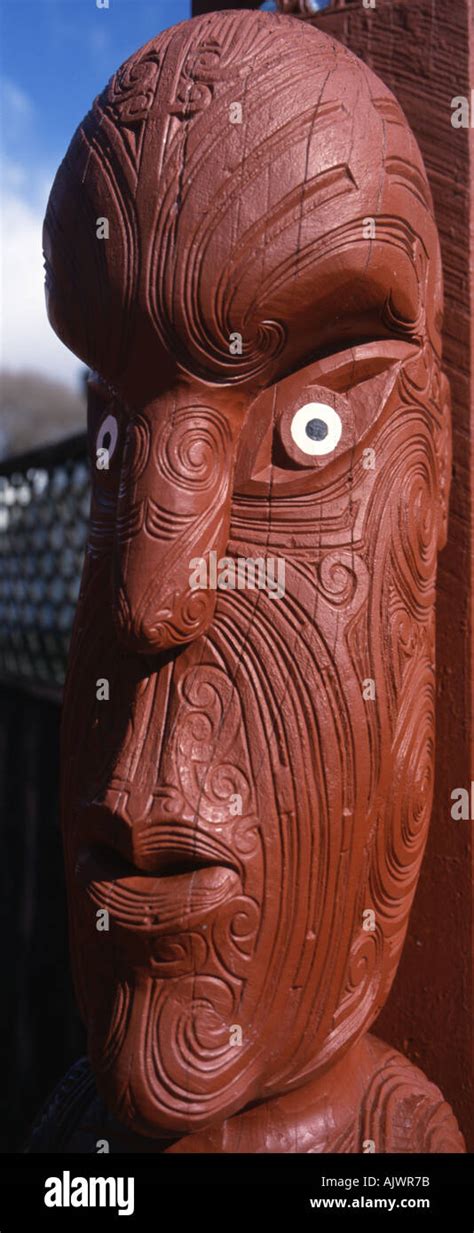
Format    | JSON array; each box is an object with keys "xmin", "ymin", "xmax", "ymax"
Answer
[{"xmin": 87, "ymin": 971, "xmax": 261, "ymax": 1137}]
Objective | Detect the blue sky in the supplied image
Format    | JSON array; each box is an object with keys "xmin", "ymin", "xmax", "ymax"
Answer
[
  {"xmin": 1, "ymin": 0, "xmax": 190, "ymax": 206},
  {"xmin": 0, "ymin": 0, "xmax": 190, "ymax": 387}
]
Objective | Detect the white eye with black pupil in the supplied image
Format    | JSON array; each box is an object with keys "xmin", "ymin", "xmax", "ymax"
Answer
[
  {"xmin": 290, "ymin": 402, "xmax": 342, "ymax": 456},
  {"xmin": 96, "ymin": 414, "xmax": 118, "ymax": 461}
]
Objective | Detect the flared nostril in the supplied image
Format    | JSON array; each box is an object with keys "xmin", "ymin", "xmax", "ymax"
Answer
[
  {"xmin": 113, "ymin": 582, "xmax": 217, "ymax": 653},
  {"xmin": 113, "ymin": 598, "xmax": 167, "ymax": 653}
]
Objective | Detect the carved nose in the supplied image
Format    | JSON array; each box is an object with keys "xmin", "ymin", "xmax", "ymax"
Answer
[
  {"xmin": 114, "ymin": 558, "xmax": 219, "ymax": 654},
  {"xmin": 112, "ymin": 388, "xmax": 247, "ymax": 653}
]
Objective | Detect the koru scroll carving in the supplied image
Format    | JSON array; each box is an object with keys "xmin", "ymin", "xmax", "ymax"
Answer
[{"xmin": 40, "ymin": 9, "xmax": 465, "ymax": 1152}]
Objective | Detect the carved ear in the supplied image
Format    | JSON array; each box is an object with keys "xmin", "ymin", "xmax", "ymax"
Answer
[{"xmin": 435, "ymin": 371, "xmax": 452, "ymax": 551}]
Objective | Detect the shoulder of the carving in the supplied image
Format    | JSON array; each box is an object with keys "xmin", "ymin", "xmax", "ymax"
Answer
[
  {"xmin": 26, "ymin": 1057, "xmax": 98, "ymax": 1152},
  {"xmin": 26, "ymin": 1057, "xmax": 167, "ymax": 1153},
  {"xmin": 360, "ymin": 1035, "xmax": 466, "ymax": 1153}
]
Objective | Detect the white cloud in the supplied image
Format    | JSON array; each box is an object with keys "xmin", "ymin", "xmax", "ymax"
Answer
[
  {"xmin": 0, "ymin": 164, "xmax": 82, "ymax": 389},
  {"xmin": 0, "ymin": 75, "xmax": 82, "ymax": 391},
  {"xmin": 1, "ymin": 78, "xmax": 33, "ymax": 120}
]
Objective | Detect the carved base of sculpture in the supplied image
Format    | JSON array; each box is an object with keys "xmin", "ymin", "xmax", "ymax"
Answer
[{"xmin": 30, "ymin": 1034, "xmax": 464, "ymax": 1153}]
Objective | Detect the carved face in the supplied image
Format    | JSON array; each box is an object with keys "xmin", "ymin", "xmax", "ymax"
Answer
[{"xmin": 44, "ymin": 11, "xmax": 451, "ymax": 1138}]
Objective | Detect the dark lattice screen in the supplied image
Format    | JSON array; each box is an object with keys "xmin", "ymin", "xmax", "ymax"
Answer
[{"xmin": 0, "ymin": 435, "xmax": 89, "ymax": 696}]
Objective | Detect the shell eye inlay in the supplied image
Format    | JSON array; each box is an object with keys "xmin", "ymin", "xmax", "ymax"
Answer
[
  {"xmin": 290, "ymin": 402, "xmax": 342, "ymax": 457},
  {"xmin": 96, "ymin": 414, "xmax": 119, "ymax": 462}
]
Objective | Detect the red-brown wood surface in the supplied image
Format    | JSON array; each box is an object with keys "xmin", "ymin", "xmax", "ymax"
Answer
[
  {"xmin": 188, "ymin": 0, "xmax": 474, "ymax": 1151},
  {"xmin": 308, "ymin": 0, "xmax": 473, "ymax": 1151},
  {"xmin": 39, "ymin": 3, "xmax": 471, "ymax": 1151}
]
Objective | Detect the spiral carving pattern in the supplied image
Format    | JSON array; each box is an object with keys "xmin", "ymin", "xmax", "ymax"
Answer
[{"xmin": 50, "ymin": 8, "xmax": 460, "ymax": 1152}]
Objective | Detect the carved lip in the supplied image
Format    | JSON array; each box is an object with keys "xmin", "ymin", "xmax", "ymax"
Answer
[{"xmin": 75, "ymin": 845, "xmax": 241, "ymax": 935}]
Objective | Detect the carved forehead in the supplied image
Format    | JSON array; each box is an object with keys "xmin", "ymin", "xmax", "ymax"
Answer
[
  {"xmin": 98, "ymin": 11, "xmax": 412, "ymax": 221},
  {"xmin": 44, "ymin": 9, "xmax": 442, "ymax": 388},
  {"xmin": 102, "ymin": 8, "xmax": 395, "ymax": 134},
  {"xmin": 97, "ymin": 10, "xmax": 432, "ymax": 220}
]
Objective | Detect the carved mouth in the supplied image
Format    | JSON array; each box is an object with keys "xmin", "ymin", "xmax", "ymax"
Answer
[{"xmin": 75, "ymin": 845, "xmax": 241, "ymax": 935}]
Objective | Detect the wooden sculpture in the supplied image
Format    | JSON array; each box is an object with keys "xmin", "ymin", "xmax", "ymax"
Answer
[{"xmin": 38, "ymin": 8, "xmax": 465, "ymax": 1152}]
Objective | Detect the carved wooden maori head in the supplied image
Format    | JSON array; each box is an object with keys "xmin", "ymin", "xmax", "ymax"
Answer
[{"xmin": 44, "ymin": 10, "xmax": 452, "ymax": 1143}]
